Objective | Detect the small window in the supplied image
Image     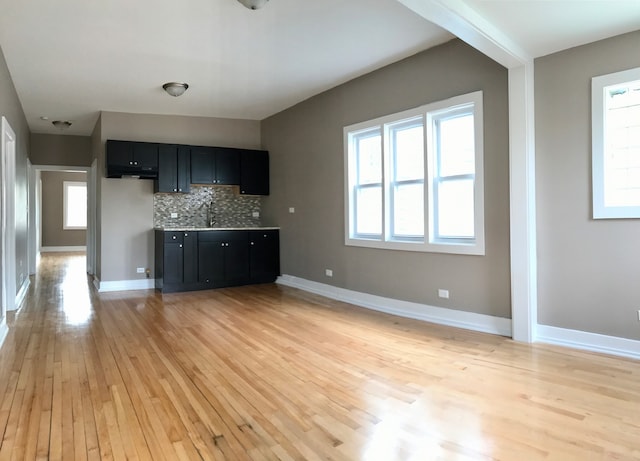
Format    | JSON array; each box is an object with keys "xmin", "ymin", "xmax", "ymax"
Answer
[
  {"xmin": 592, "ymin": 67, "xmax": 640, "ymax": 219},
  {"xmin": 344, "ymin": 91, "xmax": 484, "ymax": 255},
  {"xmin": 63, "ymin": 181, "xmax": 87, "ymax": 229}
]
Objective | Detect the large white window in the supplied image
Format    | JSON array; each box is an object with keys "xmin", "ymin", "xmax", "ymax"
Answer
[
  {"xmin": 345, "ymin": 91, "xmax": 484, "ymax": 255},
  {"xmin": 592, "ymin": 67, "xmax": 640, "ymax": 219},
  {"xmin": 63, "ymin": 181, "xmax": 87, "ymax": 229}
]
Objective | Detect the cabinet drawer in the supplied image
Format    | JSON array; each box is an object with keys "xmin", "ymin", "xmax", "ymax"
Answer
[{"xmin": 164, "ymin": 232, "xmax": 184, "ymax": 244}]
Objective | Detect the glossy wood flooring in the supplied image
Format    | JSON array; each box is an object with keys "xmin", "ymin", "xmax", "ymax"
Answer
[{"xmin": 0, "ymin": 253, "xmax": 638, "ymax": 460}]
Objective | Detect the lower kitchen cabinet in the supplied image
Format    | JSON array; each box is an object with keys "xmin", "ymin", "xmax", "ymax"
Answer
[
  {"xmin": 155, "ymin": 229, "xmax": 279, "ymax": 292},
  {"xmin": 198, "ymin": 231, "xmax": 249, "ymax": 287},
  {"xmin": 249, "ymin": 230, "xmax": 280, "ymax": 283}
]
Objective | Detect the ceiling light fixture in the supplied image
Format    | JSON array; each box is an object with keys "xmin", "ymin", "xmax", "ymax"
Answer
[
  {"xmin": 237, "ymin": 0, "xmax": 269, "ymax": 10},
  {"xmin": 162, "ymin": 82, "xmax": 189, "ymax": 97},
  {"xmin": 52, "ymin": 120, "xmax": 72, "ymax": 130}
]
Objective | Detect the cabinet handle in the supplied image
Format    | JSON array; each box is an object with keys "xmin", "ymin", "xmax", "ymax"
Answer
[
  {"xmin": 184, "ymin": 233, "xmax": 188, "ymax": 237},
  {"xmin": 179, "ymin": 244, "xmax": 183, "ymax": 248},
  {"xmin": 250, "ymin": 242, "xmax": 254, "ymax": 245},
  {"xmin": 173, "ymin": 188, "xmax": 177, "ymax": 192},
  {"xmin": 129, "ymin": 161, "xmax": 133, "ymax": 165},
  {"xmin": 221, "ymin": 243, "xmax": 225, "ymax": 247},
  {"xmin": 172, "ymin": 236, "xmax": 177, "ymax": 240}
]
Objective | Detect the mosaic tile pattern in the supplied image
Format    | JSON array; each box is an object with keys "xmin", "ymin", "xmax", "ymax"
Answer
[{"xmin": 154, "ymin": 185, "xmax": 262, "ymax": 228}]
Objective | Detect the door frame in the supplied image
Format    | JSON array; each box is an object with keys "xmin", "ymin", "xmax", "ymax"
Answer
[{"xmin": 1, "ymin": 117, "xmax": 16, "ymax": 345}]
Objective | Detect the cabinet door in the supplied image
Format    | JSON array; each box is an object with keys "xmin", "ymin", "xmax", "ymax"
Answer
[
  {"xmin": 191, "ymin": 147, "xmax": 215, "ymax": 184},
  {"xmin": 132, "ymin": 142, "xmax": 158, "ymax": 170},
  {"xmin": 106, "ymin": 140, "xmax": 133, "ymax": 167},
  {"xmin": 249, "ymin": 230, "xmax": 280, "ymax": 283},
  {"xmin": 198, "ymin": 232, "xmax": 226, "ymax": 285},
  {"xmin": 164, "ymin": 242, "xmax": 184, "ymax": 285},
  {"xmin": 177, "ymin": 146, "xmax": 191, "ymax": 193},
  {"xmin": 214, "ymin": 148, "xmax": 240, "ymax": 185},
  {"xmin": 183, "ymin": 232, "xmax": 198, "ymax": 284},
  {"xmin": 156, "ymin": 145, "xmax": 178, "ymax": 192},
  {"xmin": 240, "ymin": 150, "xmax": 269, "ymax": 195},
  {"xmin": 224, "ymin": 231, "xmax": 249, "ymax": 284}
]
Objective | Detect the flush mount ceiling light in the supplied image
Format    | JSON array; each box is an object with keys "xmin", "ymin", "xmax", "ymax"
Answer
[
  {"xmin": 51, "ymin": 120, "xmax": 72, "ymax": 130},
  {"xmin": 237, "ymin": 0, "xmax": 269, "ymax": 10},
  {"xmin": 162, "ymin": 82, "xmax": 189, "ymax": 97}
]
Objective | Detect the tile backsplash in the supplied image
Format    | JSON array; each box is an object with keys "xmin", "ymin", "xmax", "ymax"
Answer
[{"xmin": 154, "ymin": 185, "xmax": 261, "ymax": 228}]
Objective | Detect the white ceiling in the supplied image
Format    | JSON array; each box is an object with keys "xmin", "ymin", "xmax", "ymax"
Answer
[{"xmin": 0, "ymin": 0, "xmax": 638, "ymax": 136}]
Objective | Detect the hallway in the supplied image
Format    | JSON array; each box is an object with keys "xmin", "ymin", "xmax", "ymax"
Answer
[{"xmin": 0, "ymin": 253, "xmax": 638, "ymax": 460}]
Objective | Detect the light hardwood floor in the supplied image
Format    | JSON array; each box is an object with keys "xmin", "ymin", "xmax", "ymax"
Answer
[{"xmin": 0, "ymin": 252, "xmax": 638, "ymax": 460}]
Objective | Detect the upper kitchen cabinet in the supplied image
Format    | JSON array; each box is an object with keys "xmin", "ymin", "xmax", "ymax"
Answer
[
  {"xmin": 190, "ymin": 146, "xmax": 240, "ymax": 185},
  {"xmin": 240, "ymin": 149, "xmax": 269, "ymax": 195},
  {"xmin": 155, "ymin": 145, "xmax": 191, "ymax": 193},
  {"xmin": 106, "ymin": 140, "xmax": 159, "ymax": 178}
]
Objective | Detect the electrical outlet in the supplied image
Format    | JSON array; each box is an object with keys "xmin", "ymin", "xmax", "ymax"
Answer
[
  {"xmin": 438, "ymin": 289, "xmax": 449, "ymax": 299},
  {"xmin": 136, "ymin": 267, "xmax": 145, "ymax": 274},
  {"xmin": 325, "ymin": 269, "xmax": 333, "ymax": 277},
  {"xmin": 252, "ymin": 211, "xmax": 260, "ymax": 218},
  {"xmin": 170, "ymin": 212, "xmax": 178, "ymax": 218}
]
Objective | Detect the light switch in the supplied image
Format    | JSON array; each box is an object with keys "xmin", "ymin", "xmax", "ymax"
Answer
[{"xmin": 289, "ymin": 207, "xmax": 295, "ymax": 213}]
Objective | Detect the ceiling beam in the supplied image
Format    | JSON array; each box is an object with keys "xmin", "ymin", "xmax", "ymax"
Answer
[{"xmin": 396, "ymin": 0, "xmax": 531, "ymax": 68}]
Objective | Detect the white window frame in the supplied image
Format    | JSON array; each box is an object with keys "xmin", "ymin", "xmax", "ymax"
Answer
[
  {"xmin": 344, "ymin": 91, "xmax": 484, "ymax": 255},
  {"xmin": 592, "ymin": 66, "xmax": 640, "ymax": 219},
  {"xmin": 63, "ymin": 181, "xmax": 87, "ymax": 230}
]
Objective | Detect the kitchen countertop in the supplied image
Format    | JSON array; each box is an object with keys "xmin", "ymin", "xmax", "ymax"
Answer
[{"xmin": 155, "ymin": 226, "xmax": 280, "ymax": 231}]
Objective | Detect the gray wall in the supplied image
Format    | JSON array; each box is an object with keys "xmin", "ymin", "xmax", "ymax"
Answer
[
  {"xmin": 41, "ymin": 171, "xmax": 87, "ymax": 247},
  {"xmin": 535, "ymin": 30, "xmax": 640, "ymax": 340},
  {"xmin": 262, "ymin": 39, "xmax": 511, "ymax": 318},
  {"xmin": 0, "ymin": 45, "xmax": 30, "ymax": 297},
  {"xmin": 30, "ymin": 133, "xmax": 92, "ymax": 166},
  {"xmin": 96, "ymin": 111, "xmax": 261, "ymax": 282}
]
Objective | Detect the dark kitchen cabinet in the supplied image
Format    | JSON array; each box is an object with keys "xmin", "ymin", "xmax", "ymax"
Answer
[
  {"xmin": 106, "ymin": 140, "xmax": 158, "ymax": 178},
  {"xmin": 155, "ymin": 145, "xmax": 191, "ymax": 193},
  {"xmin": 190, "ymin": 147, "xmax": 240, "ymax": 185},
  {"xmin": 155, "ymin": 231, "xmax": 197, "ymax": 292},
  {"xmin": 198, "ymin": 231, "xmax": 249, "ymax": 287},
  {"xmin": 249, "ymin": 230, "xmax": 280, "ymax": 283},
  {"xmin": 240, "ymin": 149, "xmax": 269, "ymax": 195}
]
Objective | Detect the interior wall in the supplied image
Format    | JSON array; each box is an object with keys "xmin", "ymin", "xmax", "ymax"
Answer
[
  {"xmin": 30, "ymin": 133, "xmax": 92, "ymax": 166},
  {"xmin": 262, "ymin": 39, "xmax": 511, "ymax": 319},
  {"xmin": 97, "ymin": 111, "xmax": 261, "ymax": 283},
  {"xmin": 535, "ymin": 30, "xmax": 640, "ymax": 340},
  {"xmin": 40, "ymin": 171, "xmax": 87, "ymax": 247},
  {"xmin": 0, "ymin": 45, "xmax": 30, "ymax": 297}
]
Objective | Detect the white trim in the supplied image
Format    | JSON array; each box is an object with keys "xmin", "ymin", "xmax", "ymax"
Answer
[
  {"xmin": 509, "ymin": 64, "xmax": 537, "ymax": 343},
  {"xmin": 537, "ymin": 325, "xmax": 640, "ymax": 361},
  {"xmin": 277, "ymin": 274, "xmax": 512, "ymax": 337},
  {"xmin": 1, "ymin": 117, "xmax": 17, "ymax": 313},
  {"xmin": 95, "ymin": 278, "xmax": 155, "ymax": 292},
  {"xmin": 592, "ymin": 66, "xmax": 640, "ymax": 219},
  {"xmin": 0, "ymin": 322, "xmax": 8, "ymax": 351},
  {"xmin": 15, "ymin": 277, "xmax": 30, "ymax": 311},
  {"xmin": 40, "ymin": 246, "xmax": 87, "ymax": 252}
]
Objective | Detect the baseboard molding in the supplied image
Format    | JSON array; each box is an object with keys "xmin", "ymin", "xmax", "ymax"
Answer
[
  {"xmin": 0, "ymin": 322, "xmax": 8, "ymax": 351},
  {"xmin": 537, "ymin": 325, "xmax": 640, "ymax": 361},
  {"xmin": 41, "ymin": 246, "xmax": 86, "ymax": 252},
  {"xmin": 95, "ymin": 278, "xmax": 155, "ymax": 293},
  {"xmin": 277, "ymin": 274, "xmax": 512, "ymax": 337},
  {"xmin": 14, "ymin": 277, "xmax": 30, "ymax": 311}
]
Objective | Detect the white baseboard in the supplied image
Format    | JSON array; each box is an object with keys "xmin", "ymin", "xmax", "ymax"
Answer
[
  {"xmin": 277, "ymin": 274, "xmax": 512, "ymax": 337},
  {"xmin": 14, "ymin": 277, "xmax": 30, "ymax": 311},
  {"xmin": 0, "ymin": 322, "xmax": 8, "ymax": 351},
  {"xmin": 95, "ymin": 278, "xmax": 155, "ymax": 293},
  {"xmin": 41, "ymin": 246, "xmax": 86, "ymax": 252},
  {"xmin": 537, "ymin": 325, "xmax": 640, "ymax": 361}
]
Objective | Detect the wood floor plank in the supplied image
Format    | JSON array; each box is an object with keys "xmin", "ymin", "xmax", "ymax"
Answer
[{"xmin": 0, "ymin": 252, "xmax": 639, "ymax": 460}]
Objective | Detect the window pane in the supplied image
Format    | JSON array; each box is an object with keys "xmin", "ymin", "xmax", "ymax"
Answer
[
  {"xmin": 393, "ymin": 183, "xmax": 424, "ymax": 237},
  {"xmin": 604, "ymin": 79, "xmax": 640, "ymax": 207},
  {"xmin": 439, "ymin": 114, "xmax": 475, "ymax": 177},
  {"xmin": 65, "ymin": 183, "xmax": 87, "ymax": 228},
  {"xmin": 437, "ymin": 179, "xmax": 474, "ymax": 238},
  {"xmin": 392, "ymin": 122, "xmax": 423, "ymax": 181},
  {"xmin": 356, "ymin": 132, "xmax": 381, "ymax": 185},
  {"xmin": 355, "ymin": 186, "xmax": 381, "ymax": 235}
]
